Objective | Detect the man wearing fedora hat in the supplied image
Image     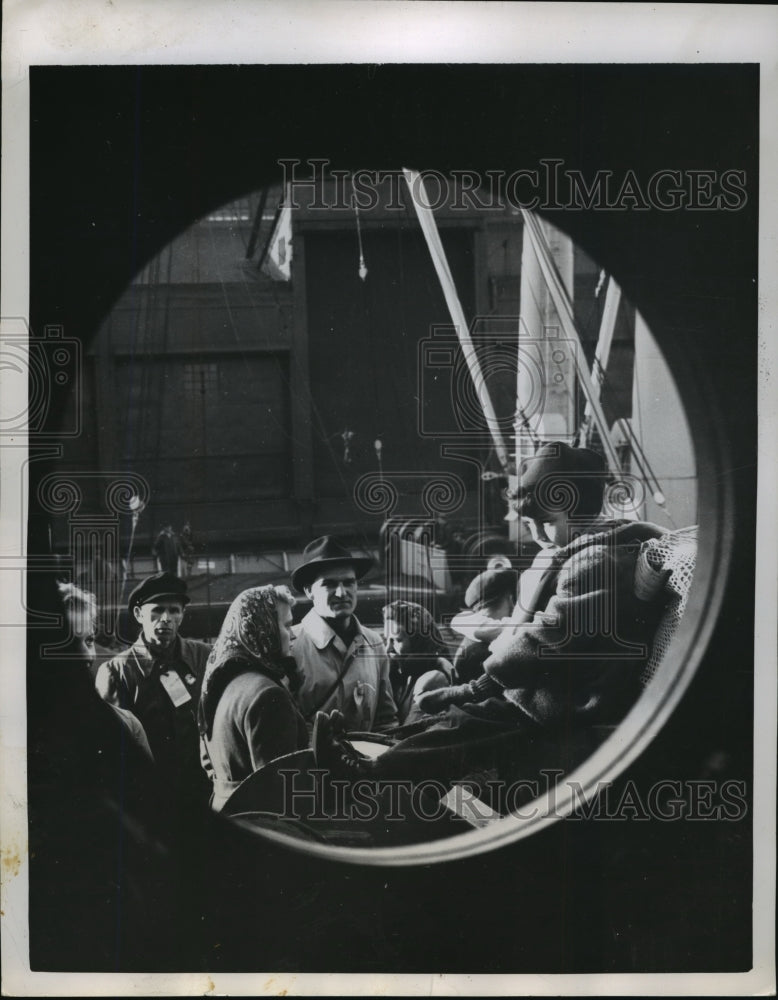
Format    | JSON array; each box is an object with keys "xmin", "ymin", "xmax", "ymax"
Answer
[
  {"xmin": 95, "ymin": 571, "xmax": 211, "ymax": 800},
  {"xmin": 291, "ymin": 536, "xmax": 398, "ymax": 733}
]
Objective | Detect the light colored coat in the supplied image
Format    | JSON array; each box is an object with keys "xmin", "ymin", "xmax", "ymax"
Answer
[{"xmin": 292, "ymin": 610, "xmax": 398, "ymax": 732}]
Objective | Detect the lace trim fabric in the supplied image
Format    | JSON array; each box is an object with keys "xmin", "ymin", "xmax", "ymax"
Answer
[{"xmin": 638, "ymin": 526, "xmax": 698, "ymax": 685}]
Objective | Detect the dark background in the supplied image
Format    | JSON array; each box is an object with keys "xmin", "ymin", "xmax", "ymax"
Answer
[{"xmin": 27, "ymin": 65, "xmax": 757, "ymax": 973}]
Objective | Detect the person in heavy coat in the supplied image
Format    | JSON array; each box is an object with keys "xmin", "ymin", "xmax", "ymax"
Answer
[
  {"xmin": 449, "ymin": 567, "xmax": 519, "ymax": 684},
  {"xmin": 382, "ymin": 600, "xmax": 455, "ymax": 726},
  {"xmin": 313, "ymin": 443, "xmax": 669, "ymax": 793},
  {"xmin": 291, "ymin": 536, "xmax": 398, "ymax": 733},
  {"xmin": 152, "ymin": 524, "xmax": 180, "ymax": 575},
  {"xmin": 95, "ymin": 572, "xmax": 211, "ymax": 804},
  {"xmin": 28, "ymin": 572, "xmax": 173, "ymax": 968},
  {"xmin": 198, "ymin": 585, "xmax": 308, "ymax": 812}
]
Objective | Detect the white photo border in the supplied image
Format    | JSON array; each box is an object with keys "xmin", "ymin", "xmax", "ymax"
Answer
[{"xmin": 1, "ymin": 2, "xmax": 776, "ymax": 996}]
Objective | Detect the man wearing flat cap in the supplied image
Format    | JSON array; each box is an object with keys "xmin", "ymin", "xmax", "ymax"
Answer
[
  {"xmin": 418, "ymin": 441, "xmax": 667, "ymax": 719},
  {"xmin": 450, "ymin": 567, "xmax": 518, "ymax": 683},
  {"xmin": 96, "ymin": 571, "xmax": 211, "ymax": 799},
  {"xmin": 291, "ymin": 536, "xmax": 398, "ymax": 732},
  {"xmin": 313, "ymin": 443, "xmax": 670, "ymax": 796}
]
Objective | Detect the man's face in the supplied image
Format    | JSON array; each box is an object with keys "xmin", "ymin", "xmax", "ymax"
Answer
[
  {"xmin": 305, "ymin": 563, "xmax": 358, "ymax": 621},
  {"xmin": 383, "ymin": 618, "xmax": 412, "ymax": 659},
  {"xmin": 276, "ymin": 601, "xmax": 295, "ymax": 657},
  {"xmin": 485, "ymin": 593, "xmax": 516, "ymax": 621},
  {"xmin": 133, "ymin": 596, "xmax": 184, "ymax": 649},
  {"xmin": 524, "ymin": 510, "xmax": 570, "ymax": 549}
]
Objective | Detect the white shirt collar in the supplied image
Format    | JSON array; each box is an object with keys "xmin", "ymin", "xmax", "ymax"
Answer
[{"xmin": 299, "ymin": 609, "xmax": 373, "ymax": 653}]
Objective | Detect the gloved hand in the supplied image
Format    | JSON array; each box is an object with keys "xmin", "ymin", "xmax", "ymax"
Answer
[
  {"xmin": 416, "ymin": 673, "xmax": 502, "ymax": 714},
  {"xmin": 327, "ymin": 708, "xmax": 347, "ymax": 738}
]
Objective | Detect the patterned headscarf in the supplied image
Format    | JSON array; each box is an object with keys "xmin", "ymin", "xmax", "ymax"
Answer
[{"xmin": 199, "ymin": 585, "xmax": 290, "ymax": 738}]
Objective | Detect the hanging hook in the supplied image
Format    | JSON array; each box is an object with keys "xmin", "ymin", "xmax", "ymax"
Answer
[{"xmin": 351, "ymin": 177, "xmax": 368, "ymax": 281}]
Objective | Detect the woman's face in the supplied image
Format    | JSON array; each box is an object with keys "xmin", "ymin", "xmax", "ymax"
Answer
[
  {"xmin": 383, "ymin": 619, "xmax": 413, "ymax": 659},
  {"xmin": 276, "ymin": 601, "xmax": 295, "ymax": 657},
  {"xmin": 64, "ymin": 606, "xmax": 96, "ymax": 668}
]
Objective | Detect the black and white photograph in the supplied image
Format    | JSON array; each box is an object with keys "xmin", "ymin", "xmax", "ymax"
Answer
[{"xmin": 1, "ymin": 3, "xmax": 776, "ymax": 995}]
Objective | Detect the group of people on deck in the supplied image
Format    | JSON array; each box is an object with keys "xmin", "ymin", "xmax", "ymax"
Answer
[
  {"xmin": 63, "ymin": 442, "xmax": 670, "ymax": 819},
  {"xmin": 90, "ymin": 534, "xmax": 463, "ymax": 812}
]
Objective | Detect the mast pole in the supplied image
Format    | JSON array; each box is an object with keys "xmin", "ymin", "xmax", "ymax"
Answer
[
  {"xmin": 579, "ymin": 273, "xmax": 622, "ymax": 447},
  {"xmin": 403, "ymin": 168, "xmax": 511, "ymax": 471},
  {"xmin": 520, "ymin": 210, "xmax": 622, "ymax": 477}
]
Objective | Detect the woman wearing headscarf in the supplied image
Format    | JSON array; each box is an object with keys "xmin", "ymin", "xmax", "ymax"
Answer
[
  {"xmin": 382, "ymin": 601, "xmax": 455, "ymax": 726},
  {"xmin": 198, "ymin": 585, "xmax": 308, "ymax": 812}
]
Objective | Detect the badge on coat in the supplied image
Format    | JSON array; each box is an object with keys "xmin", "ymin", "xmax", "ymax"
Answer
[{"xmin": 159, "ymin": 670, "xmax": 193, "ymax": 708}]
